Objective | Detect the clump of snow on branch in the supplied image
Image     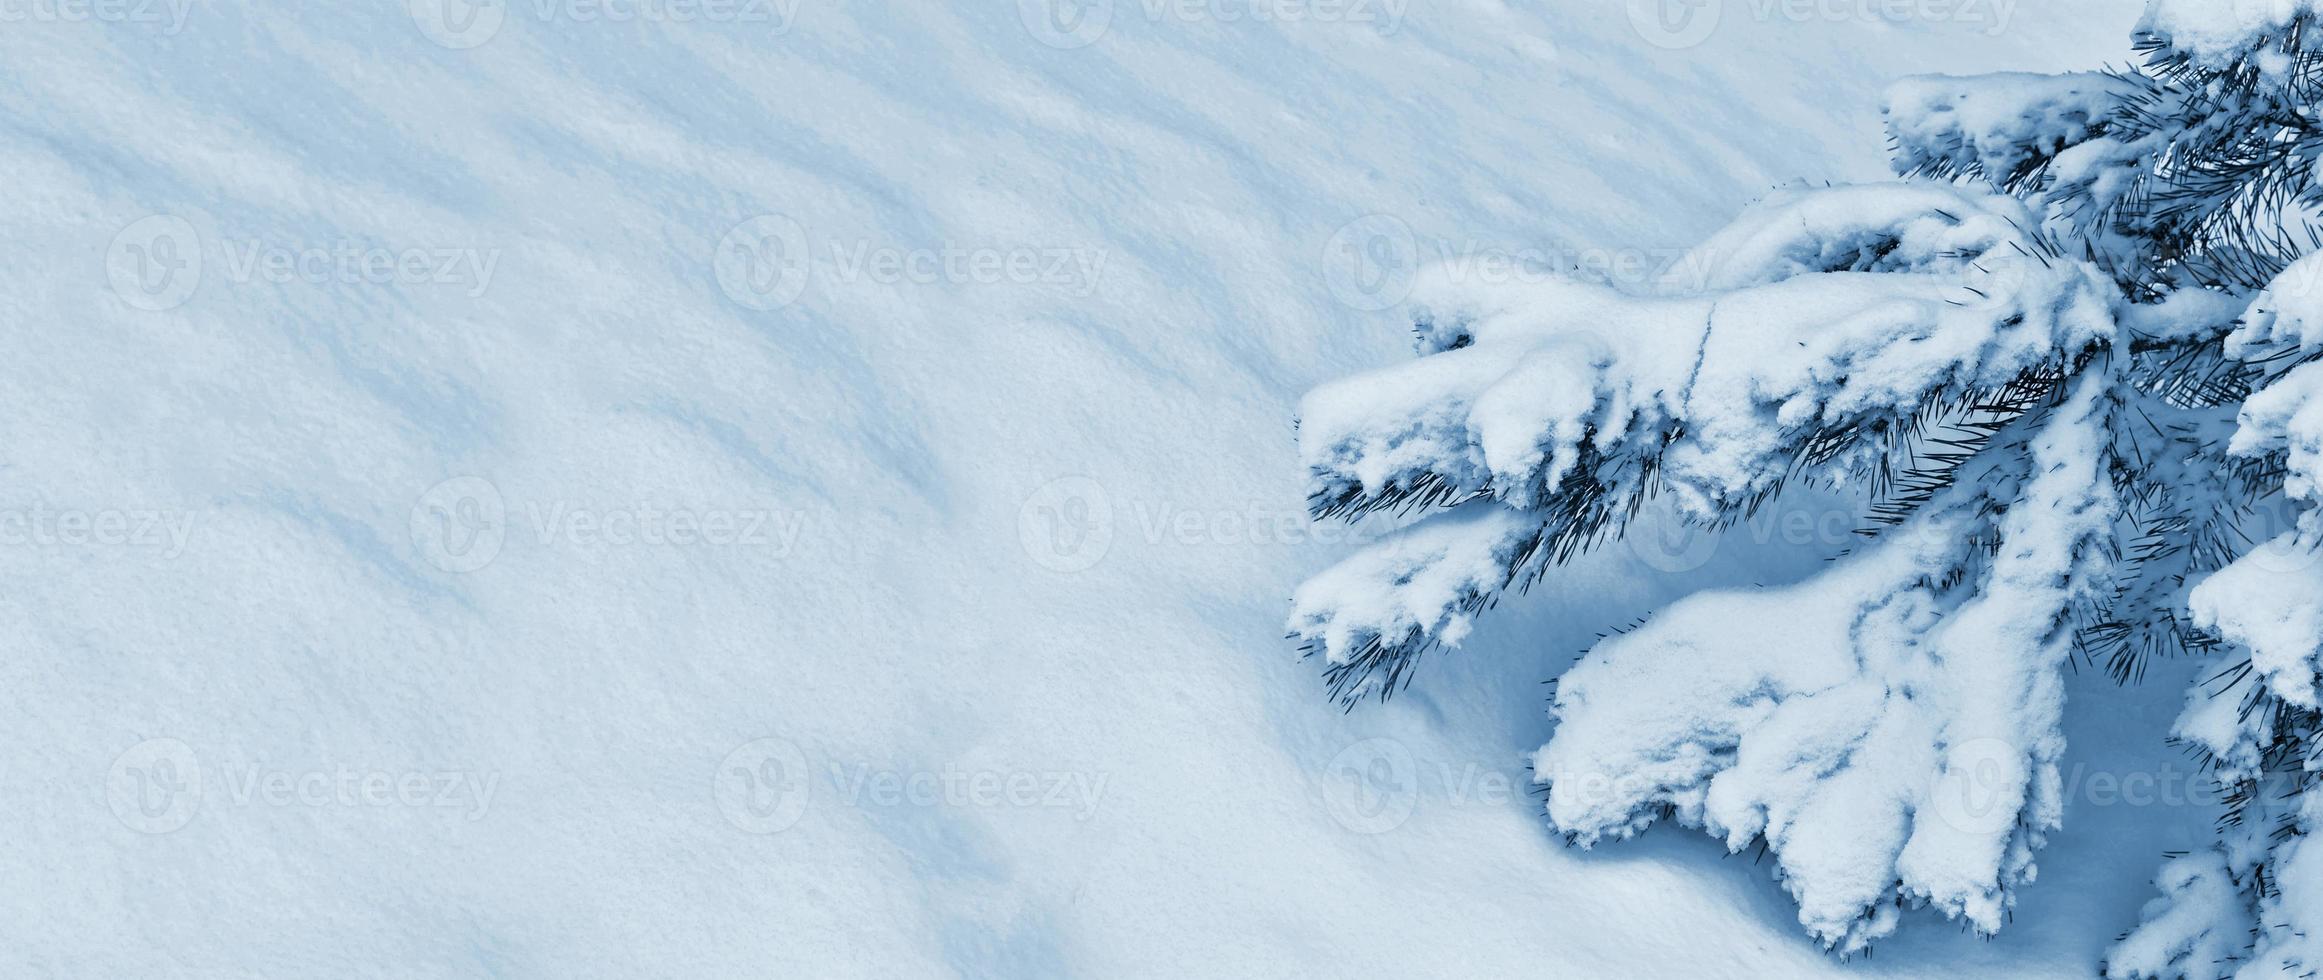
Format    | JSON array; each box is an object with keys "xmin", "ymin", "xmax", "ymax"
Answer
[
  {"xmin": 1283, "ymin": 505, "xmax": 1536, "ymax": 684},
  {"xmin": 2106, "ymin": 851, "xmax": 2253, "ymax": 979},
  {"xmin": 2140, "ymin": 0, "xmax": 2323, "ymax": 66},
  {"xmin": 2189, "ymin": 522, "xmax": 2323, "ymax": 708},
  {"xmin": 1886, "ymin": 72, "xmax": 2144, "ymax": 193},
  {"xmin": 1534, "ymin": 373, "xmax": 2118, "ymax": 954},
  {"xmin": 2225, "ymin": 251, "xmax": 2323, "ymax": 358}
]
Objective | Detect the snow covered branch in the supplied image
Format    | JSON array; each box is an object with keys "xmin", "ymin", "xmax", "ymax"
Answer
[
  {"xmin": 1290, "ymin": 183, "xmax": 2117, "ymax": 704},
  {"xmin": 1537, "ymin": 371, "xmax": 2118, "ymax": 953}
]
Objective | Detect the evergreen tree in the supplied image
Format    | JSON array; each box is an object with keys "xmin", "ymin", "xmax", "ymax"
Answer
[{"xmin": 1286, "ymin": 3, "xmax": 2323, "ymax": 969}]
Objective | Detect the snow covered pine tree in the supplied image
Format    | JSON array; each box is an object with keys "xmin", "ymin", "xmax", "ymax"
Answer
[{"xmin": 1288, "ymin": 2, "xmax": 2323, "ymax": 970}]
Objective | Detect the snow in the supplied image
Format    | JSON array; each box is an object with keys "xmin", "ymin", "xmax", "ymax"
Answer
[
  {"xmin": 0, "ymin": 2, "xmax": 2203, "ymax": 977},
  {"xmin": 2119, "ymin": 286, "xmax": 2250, "ymax": 342},
  {"xmin": 2140, "ymin": 0, "xmax": 2323, "ymax": 63},
  {"xmin": 2191, "ymin": 524, "xmax": 2323, "ymax": 708},
  {"xmin": 2227, "ymin": 250, "xmax": 2323, "ymax": 358}
]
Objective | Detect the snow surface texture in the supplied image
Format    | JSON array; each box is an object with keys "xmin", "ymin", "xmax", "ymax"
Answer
[{"xmin": 2, "ymin": 2, "xmax": 2200, "ymax": 977}]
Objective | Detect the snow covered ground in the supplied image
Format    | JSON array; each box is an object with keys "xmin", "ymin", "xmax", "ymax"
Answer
[{"xmin": 0, "ymin": 0, "xmax": 2215, "ymax": 975}]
